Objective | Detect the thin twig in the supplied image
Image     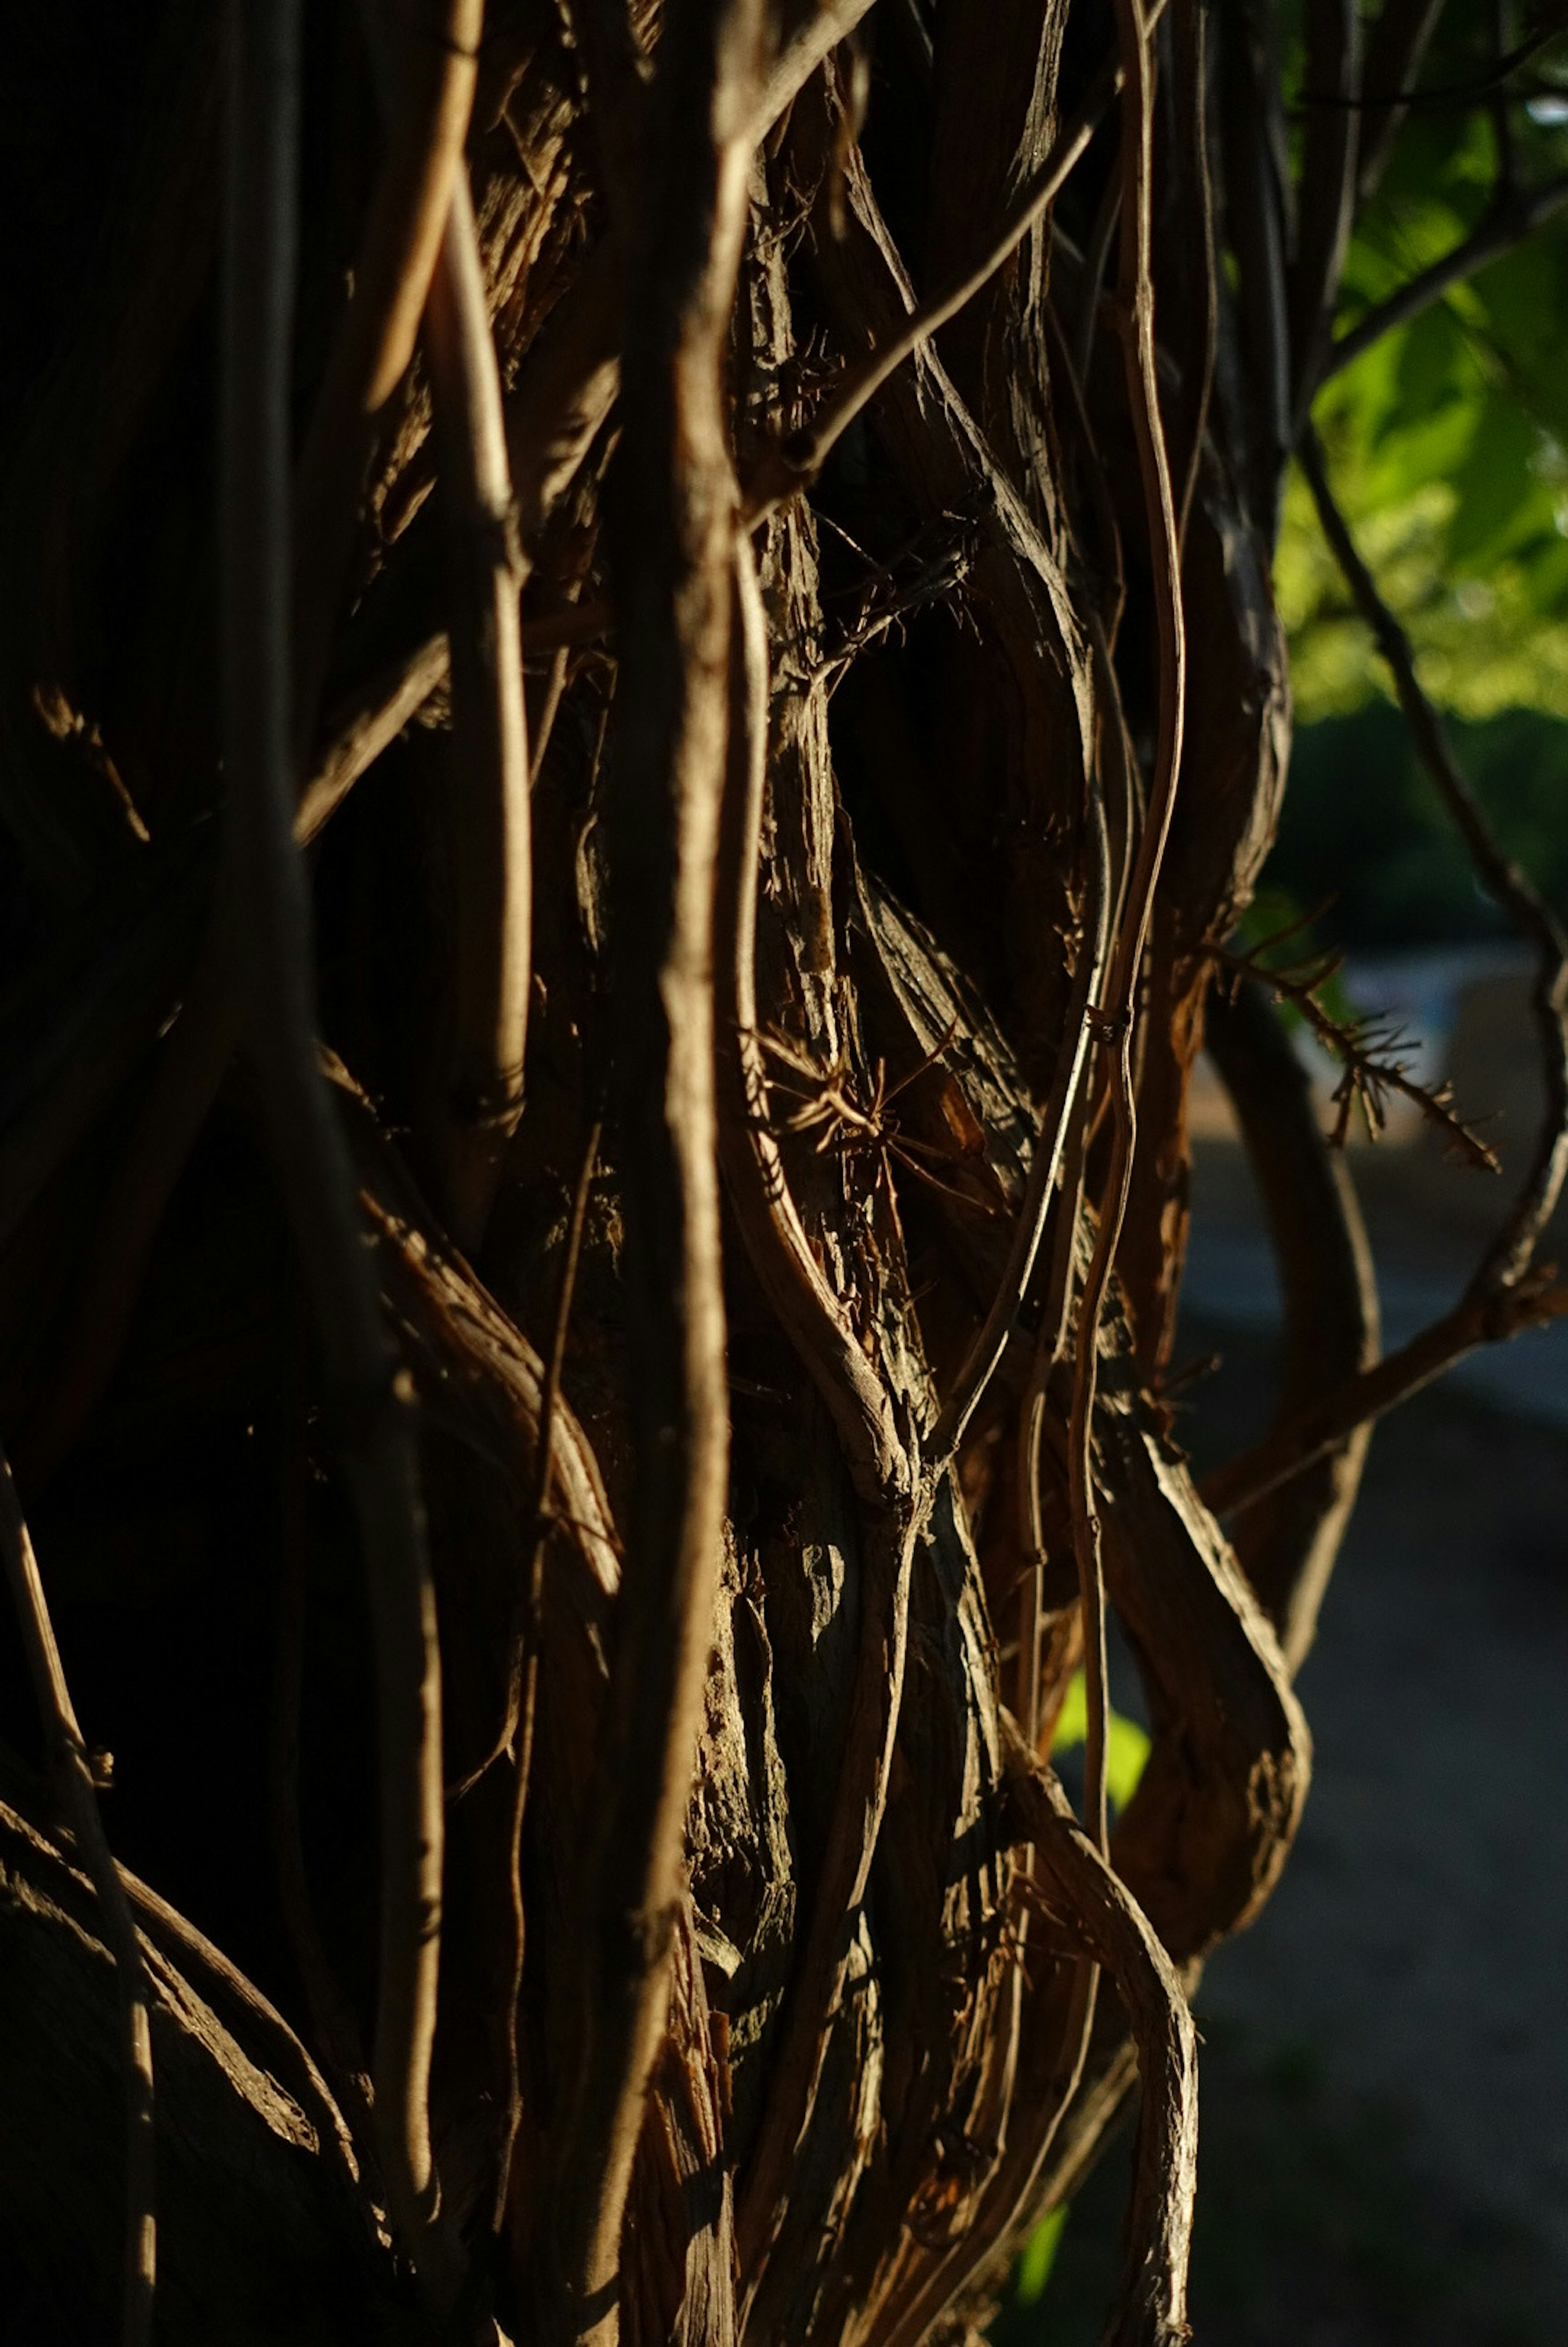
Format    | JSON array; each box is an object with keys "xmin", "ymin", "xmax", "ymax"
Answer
[
  {"xmin": 742, "ymin": 61, "xmax": 1122, "ymax": 523},
  {"xmin": 296, "ymin": 631, "xmax": 454, "ymax": 844},
  {"xmin": 1015, "ymin": 1091, "xmax": 1091, "ymax": 1741},
  {"xmin": 1203, "ymin": 975, "xmax": 1380, "ymax": 1673},
  {"xmin": 1040, "ymin": 297, "xmax": 1125, "ymax": 624},
  {"xmin": 222, "ymin": 0, "xmax": 455, "ymax": 2301},
  {"xmin": 1212, "ymin": 937, "xmax": 1499, "ymax": 1169},
  {"xmin": 0, "ymin": 1448, "xmax": 156, "ymax": 2347},
  {"xmin": 1072, "ymin": 170, "xmax": 1121, "ymax": 388},
  {"xmin": 1355, "ymin": 0, "xmax": 1450, "ymax": 202},
  {"xmin": 1220, "ymin": 3, "xmax": 1292, "ymax": 529},
  {"xmin": 1300, "ymin": 424, "xmax": 1568, "ymax": 1291},
  {"xmin": 1303, "ymin": 11, "xmax": 1568, "ymax": 118}
]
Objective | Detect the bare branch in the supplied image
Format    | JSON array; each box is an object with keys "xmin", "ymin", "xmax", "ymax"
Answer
[
  {"xmin": 1320, "ymin": 170, "xmax": 1568, "ymax": 386},
  {"xmin": 221, "ymin": 1, "xmax": 455, "ymax": 2300},
  {"xmin": 1203, "ymin": 1276, "xmax": 1568, "ymax": 1518},
  {"xmin": 1300, "ymin": 424, "xmax": 1568, "ymax": 1292},
  {"xmin": 1213, "ymin": 937, "xmax": 1499, "ymax": 1170},
  {"xmin": 0, "ymin": 1448, "xmax": 156, "ymax": 2347}
]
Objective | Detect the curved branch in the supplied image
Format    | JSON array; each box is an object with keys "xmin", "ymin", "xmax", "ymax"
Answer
[
  {"xmin": 743, "ymin": 0, "xmax": 883, "ymax": 150},
  {"xmin": 1319, "ymin": 170, "xmax": 1568, "ymax": 385},
  {"xmin": 1300, "ymin": 424, "xmax": 1568, "ymax": 1294},
  {"xmin": 1201, "ymin": 1278, "xmax": 1568, "ymax": 1519},
  {"xmin": 716, "ymin": 547, "xmax": 908, "ymax": 1500},
  {"xmin": 1314, "ymin": 170, "xmax": 1568, "ymax": 382}
]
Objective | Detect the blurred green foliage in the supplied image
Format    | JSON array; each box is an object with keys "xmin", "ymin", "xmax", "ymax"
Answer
[
  {"xmin": 1266, "ymin": 705, "xmax": 1568, "ymax": 948},
  {"xmin": 1046, "ymin": 1670, "xmax": 1151, "ymax": 1817},
  {"xmin": 1266, "ymin": 25, "xmax": 1568, "ymax": 950},
  {"xmin": 1283, "ymin": 84, "xmax": 1568, "ymax": 721}
]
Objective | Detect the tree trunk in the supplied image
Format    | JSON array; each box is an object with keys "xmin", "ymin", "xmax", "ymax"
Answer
[{"xmin": 0, "ymin": 4, "xmax": 1560, "ymax": 2345}]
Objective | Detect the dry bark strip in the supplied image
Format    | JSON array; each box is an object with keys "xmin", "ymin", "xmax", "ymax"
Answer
[
  {"xmin": 999, "ymin": 1727, "xmax": 1198, "ymax": 2347},
  {"xmin": 543, "ymin": 6, "xmax": 766, "ymax": 2342}
]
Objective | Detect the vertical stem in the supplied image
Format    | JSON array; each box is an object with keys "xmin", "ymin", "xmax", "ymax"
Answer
[
  {"xmin": 424, "ymin": 172, "xmax": 534, "ymax": 1255},
  {"xmin": 0, "ymin": 1451, "xmax": 156, "ymax": 2347},
  {"xmin": 545, "ymin": 4, "xmax": 765, "ymax": 2339},
  {"xmin": 1066, "ymin": 0, "xmax": 1189, "ymax": 1858},
  {"xmin": 220, "ymin": 0, "xmax": 454, "ymax": 2300}
]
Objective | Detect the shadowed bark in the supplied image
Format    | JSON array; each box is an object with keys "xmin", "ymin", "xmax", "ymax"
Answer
[{"xmin": 0, "ymin": 4, "xmax": 1561, "ymax": 2345}]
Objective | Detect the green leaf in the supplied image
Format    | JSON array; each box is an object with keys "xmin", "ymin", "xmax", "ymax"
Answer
[
  {"xmin": 1048, "ymin": 1670, "xmax": 1152, "ymax": 1816},
  {"xmin": 1015, "ymin": 2206, "xmax": 1069, "ymax": 2306}
]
